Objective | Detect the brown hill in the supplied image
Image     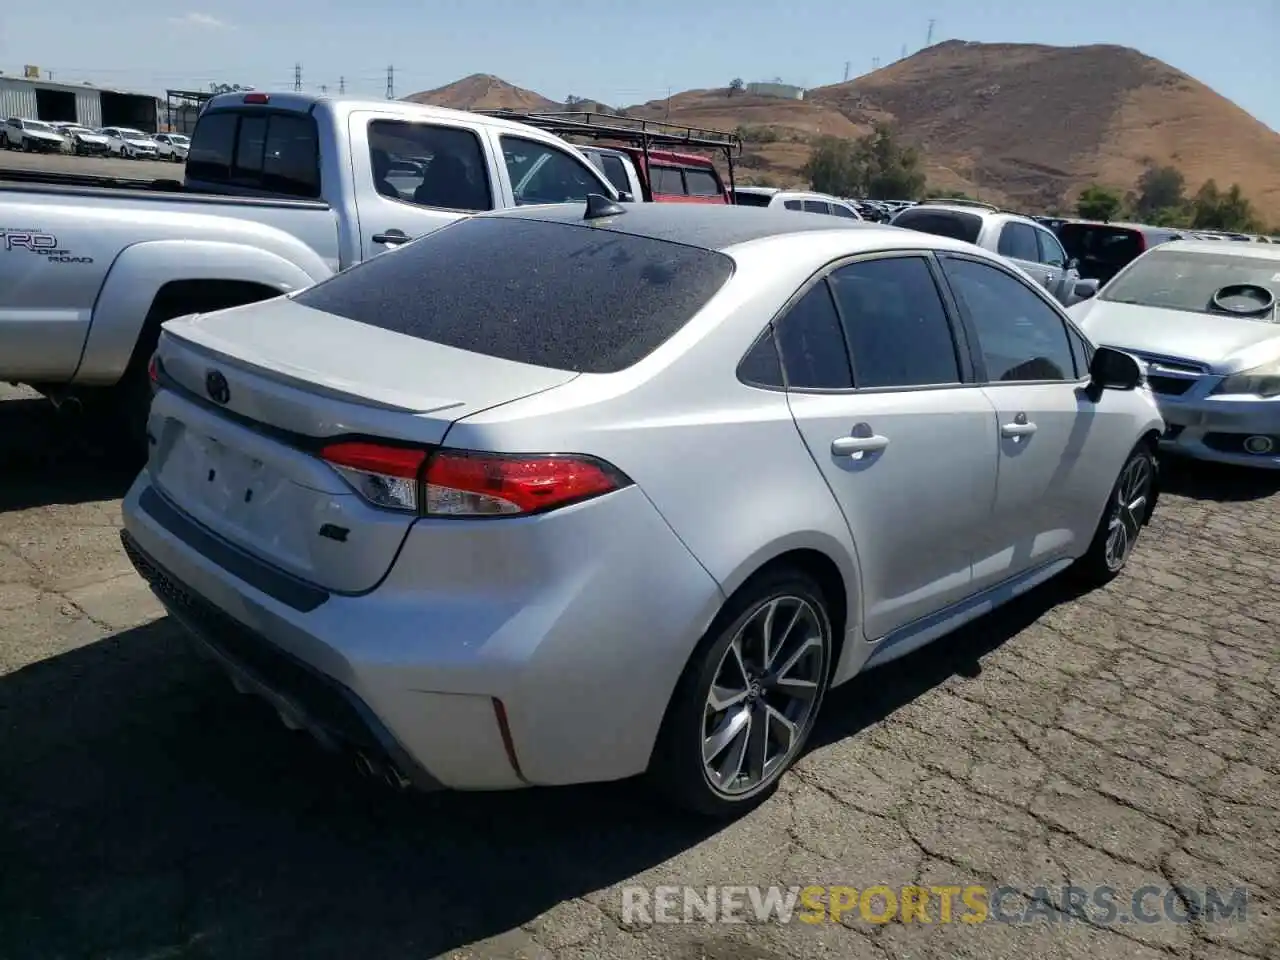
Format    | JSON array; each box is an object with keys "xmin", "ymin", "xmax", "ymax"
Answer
[
  {"xmin": 626, "ymin": 42, "xmax": 1280, "ymax": 222},
  {"xmin": 405, "ymin": 73, "xmax": 559, "ymax": 112}
]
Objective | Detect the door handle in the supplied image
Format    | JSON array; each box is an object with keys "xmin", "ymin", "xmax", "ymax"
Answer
[
  {"xmin": 373, "ymin": 229, "xmax": 411, "ymax": 246},
  {"xmin": 831, "ymin": 434, "xmax": 890, "ymax": 456},
  {"xmin": 1001, "ymin": 421, "xmax": 1038, "ymax": 438}
]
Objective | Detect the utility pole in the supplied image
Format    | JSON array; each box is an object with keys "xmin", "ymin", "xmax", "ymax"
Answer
[
  {"xmin": 926, "ymin": 18, "xmax": 936, "ymax": 46},
  {"xmin": 843, "ymin": 60, "xmax": 850, "ymax": 82},
  {"xmin": 294, "ymin": 63, "xmax": 302, "ymax": 92},
  {"xmin": 386, "ymin": 65, "xmax": 395, "ymax": 100},
  {"xmin": 872, "ymin": 57, "xmax": 880, "ymax": 70},
  {"xmin": 900, "ymin": 43, "xmax": 907, "ymax": 60},
  {"xmin": 664, "ymin": 86, "xmax": 671, "ymax": 121},
  {"xmin": 338, "ymin": 76, "xmax": 345, "ymax": 94}
]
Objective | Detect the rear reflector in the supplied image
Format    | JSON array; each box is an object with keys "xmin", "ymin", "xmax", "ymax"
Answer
[
  {"xmin": 321, "ymin": 441, "xmax": 427, "ymax": 512},
  {"xmin": 319, "ymin": 443, "xmax": 629, "ymax": 517}
]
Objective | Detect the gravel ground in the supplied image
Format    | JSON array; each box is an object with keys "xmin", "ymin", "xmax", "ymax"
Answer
[{"xmin": 1, "ymin": 385, "xmax": 1278, "ymax": 960}]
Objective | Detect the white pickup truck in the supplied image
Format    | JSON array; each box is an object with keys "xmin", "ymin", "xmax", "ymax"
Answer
[{"xmin": 0, "ymin": 91, "xmax": 617, "ymax": 449}]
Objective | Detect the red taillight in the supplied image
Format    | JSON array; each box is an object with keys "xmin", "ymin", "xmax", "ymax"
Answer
[
  {"xmin": 321, "ymin": 441, "xmax": 427, "ymax": 512},
  {"xmin": 242, "ymin": 93, "xmax": 270, "ymax": 104},
  {"xmin": 319, "ymin": 443, "xmax": 628, "ymax": 517},
  {"xmin": 425, "ymin": 450, "xmax": 626, "ymax": 517},
  {"xmin": 148, "ymin": 354, "xmax": 159, "ymax": 383}
]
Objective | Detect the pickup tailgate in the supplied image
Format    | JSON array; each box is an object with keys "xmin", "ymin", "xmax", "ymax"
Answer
[{"xmin": 149, "ymin": 297, "xmax": 577, "ymax": 593}]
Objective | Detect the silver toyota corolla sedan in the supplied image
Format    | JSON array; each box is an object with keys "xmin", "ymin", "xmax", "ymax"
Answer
[
  {"xmin": 121, "ymin": 202, "xmax": 1164, "ymax": 816},
  {"xmin": 1069, "ymin": 240, "xmax": 1280, "ymax": 469}
]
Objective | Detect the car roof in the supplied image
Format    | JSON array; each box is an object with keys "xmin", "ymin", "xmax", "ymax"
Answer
[
  {"xmin": 1153, "ymin": 239, "xmax": 1280, "ymax": 260},
  {"xmin": 483, "ymin": 202, "xmax": 960, "ymax": 255}
]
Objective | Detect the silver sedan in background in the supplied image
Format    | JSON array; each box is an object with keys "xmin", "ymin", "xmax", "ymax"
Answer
[
  {"xmin": 121, "ymin": 202, "xmax": 1163, "ymax": 817},
  {"xmin": 1069, "ymin": 240, "xmax": 1280, "ymax": 469}
]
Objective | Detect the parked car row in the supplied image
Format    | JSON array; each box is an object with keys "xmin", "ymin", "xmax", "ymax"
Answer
[{"xmin": 0, "ymin": 117, "xmax": 188, "ymax": 160}]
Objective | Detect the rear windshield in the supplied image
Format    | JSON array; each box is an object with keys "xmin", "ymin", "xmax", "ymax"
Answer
[
  {"xmin": 293, "ymin": 216, "xmax": 736, "ymax": 373},
  {"xmin": 732, "ymin": 191, "xmax": 774, "ymax": 207},
  {"xmin": 891, "ymin": 209, "xmax": 982, "ymax": 244},
  {"xmin": 187, "ymin": 109, "xmax": 320, "ymax": 199},
  {"xmin": 1058, "ymin": 224, "xmax": 1143, "ymax": 266}
]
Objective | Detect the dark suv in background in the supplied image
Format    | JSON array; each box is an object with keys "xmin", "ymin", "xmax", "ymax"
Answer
[{"xmin": 1056, "ymin": 222, "xmax": 1184, "ymax": 286}]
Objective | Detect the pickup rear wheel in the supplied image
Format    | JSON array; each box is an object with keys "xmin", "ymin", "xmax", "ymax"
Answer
[{"xmin": 87, "ymin": 280, "xmax": 283, "ymax": 464}]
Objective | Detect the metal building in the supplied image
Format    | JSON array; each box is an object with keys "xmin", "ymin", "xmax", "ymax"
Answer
[
  {"xmin": 0, "ymin": 73, "xmax": 160, "ymax": 131},
  {"xmin": 745, "ymin": 81, "xmax": 805, "ymax": 100}
]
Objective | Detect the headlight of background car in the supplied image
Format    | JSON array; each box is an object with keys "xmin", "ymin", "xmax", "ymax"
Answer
[{"xmin": 1213, "ymin": 357, "xmax": 1280, "ymax": 398}]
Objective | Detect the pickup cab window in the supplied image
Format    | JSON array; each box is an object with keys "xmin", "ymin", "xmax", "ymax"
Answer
[
  {"xmin": 369, "ymin": 120, "xmax": 492, "ymax": 211},
  {"xmin": 650, "ymin": 165, "xmax": 685, "ymax": 196},
  {"xmin": 501, "ymin": 136, "xmax": 603, "ymax": 205},
  {"xmin": 684, "ymin": 167, "xmax": 722, "ymax": 197},
  {"xmin": 188, "ymin": 110, "xmax": 320, "ymax": 199}
]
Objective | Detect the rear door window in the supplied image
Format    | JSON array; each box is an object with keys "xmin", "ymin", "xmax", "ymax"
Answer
[
  {"xmin": 892, "ymin": 209, "xmax": 982, "ymax": 244},
  {"xmin": 370, "ymin": 120, "xmax": 492, "ymax": 210},
  {"xmin": 683, "ymin": 167, "xmax": 723, "ymax": 197},
  {"xmin": 774, "ymin": 283, "xmax": 853, "ymax": 389},
  {"xmin": 188, "ymin": 110, "xmax": 320, "ymax": 198},
  {"xmin": 783, "ymin": 199, "xmax": 803, "ymax": 211},
  {"xmin": 292, "ymin": 216, "xmax": 734, "ymax": 374},
  {"xmin": 803, "ymin": 199, "xmax": 831, "ymax": 214},
  {"xmin": 732, "ymin": 191, "xmax": 773, "ymax": 207},
  {"xmin": 831, "ymin": 204, "xmax": 860, "ymax": 219},
  {"xmin": 1035, "ymin": 228, "xmax": 1068, "ymax": 267},
  {"xmin": 997, "ymin": 222, "xmax": 1040, "ymax": 262},
  {"xmin": 828, "ymin": 256, "xmax": 961, "ymax": 388},
  {"xmin": 650, "ymin": 165, "xmax": 686, "ymax": 196}
]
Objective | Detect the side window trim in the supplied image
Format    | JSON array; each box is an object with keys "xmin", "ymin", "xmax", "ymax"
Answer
[
  {"xmin": 823, "ymin": 250, "xmax": 975, "ymax": 392},
  {"xmin": 935, "ymin": 251, "xmax": 1079, "ymax": 386}
]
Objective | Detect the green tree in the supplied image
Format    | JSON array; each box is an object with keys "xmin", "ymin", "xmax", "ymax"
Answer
[
  {"xmin": 1133, "ymin": 164, "xmax": 1186, "ymax": 221},
  {"xmin": 803, "ymin": 136, "xmax": 859, "ymax": 195},
  {"xmin": 208, "ymin": 82, "xmax": 251, "ymax": 94},
  {"xmin": 856, "ymin": 123, "xmax": 927, "ymax": 200},
  {"xmin": 1190, "ymin": 180, "xmax": 1261, "ymax": 232},
  {"xmin": 804, "ymin": 124, "xmax": 927, "ymax": 199},
  {"xmin": 1076, "ymin": 185, "xmax": 1123, "ymax": 221},
  {"xmin": 728, "ymin": 78, "xmax": 745, "ymax": 96}
]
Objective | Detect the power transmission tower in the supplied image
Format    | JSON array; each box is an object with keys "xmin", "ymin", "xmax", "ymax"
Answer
[
  {"xmin": 843, "ymin": 60, "xmax": 850, "ymax": 82},
  {"xmin": 386, "ymin": 65, "xmax": 395, "ymax": 100},
  {"xmin": 339, "ymin": 76, "xmax": 345, "ymax": 94},
  {"xmin": 872, "ymin": 57, "xmax": 880, "ymax": 70},
  {"xmin": 926, "ymin": 19, "xmax": 936, "ymax": 46},
  {"xmin": 294, "ymin": 63, "xmax": 302, "ymax": 92}
]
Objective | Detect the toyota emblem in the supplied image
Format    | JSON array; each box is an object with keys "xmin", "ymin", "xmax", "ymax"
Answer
[{"xmin": 205, "ymin": 369, "xmax": 230, "ymax": 405}]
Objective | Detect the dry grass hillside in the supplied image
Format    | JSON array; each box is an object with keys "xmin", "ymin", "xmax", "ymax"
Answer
[{"xmin": 406, "ymin": 45, "xmax": 1280, "ymax": 222}]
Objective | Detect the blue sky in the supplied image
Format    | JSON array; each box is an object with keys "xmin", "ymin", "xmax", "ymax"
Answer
[{"xmin": 3, "ymin": 0, "xmax": 1277, "ymax": 130}]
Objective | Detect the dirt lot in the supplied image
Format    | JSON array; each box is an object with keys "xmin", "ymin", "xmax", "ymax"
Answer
[
  {"xmin": 1, "ymin": 384, "xmax": 1278, "ymax": 960},
  {"xmin": 0, "ymin": 147, "xmax": 182, "ymax": 181}
]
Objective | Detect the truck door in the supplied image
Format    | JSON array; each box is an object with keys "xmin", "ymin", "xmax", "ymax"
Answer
[{"xmin": 347, "ymin": 111, "xmax": 499, "ymax": 261}]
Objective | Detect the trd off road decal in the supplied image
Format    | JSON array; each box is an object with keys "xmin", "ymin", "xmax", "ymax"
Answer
[{"xmin": 0, "ymin": 229, "xmax": 94, "ymax": 264}]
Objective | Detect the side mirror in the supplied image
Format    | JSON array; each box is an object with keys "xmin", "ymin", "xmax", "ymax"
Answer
[
  {"xmin": 1074, "ymin": 278, "xmax": 1099, "ymax": 300},
  {"xmin": 1088, "ymin": 346, "xmax": 1142, "ymax": 398},
  {"xmin": 617, "ymin": 190, "xmax": 635, "ymax": 203}
]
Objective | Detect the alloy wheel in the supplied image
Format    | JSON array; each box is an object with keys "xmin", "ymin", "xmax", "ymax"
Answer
[
  {"xmin": 701, "ymin": 595, "xmax": 827, "ymax": 796},
  {"xmin": 1105, "ymin": 454, "xmax": 1152, "ymax": 571}
]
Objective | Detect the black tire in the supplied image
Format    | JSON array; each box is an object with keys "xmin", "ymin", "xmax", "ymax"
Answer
[
  {"xmin": 1072, "ymin": 442, "xmax": 1158, "ymax": 586},
  {"xmin": 649, "ymin": 566, "xmax": 834, "ymax": 818}
]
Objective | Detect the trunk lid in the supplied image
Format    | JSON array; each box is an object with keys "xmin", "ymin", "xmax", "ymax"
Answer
[{"xmin": 149, "ymin": 297, "xmax": 578, "ymax": 593}]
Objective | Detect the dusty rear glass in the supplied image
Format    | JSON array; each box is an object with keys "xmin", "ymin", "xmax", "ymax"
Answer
[
  {"xmin": 891, "ymin": 208, "xmax": 983, "ymax": 245},
  {"xmin": 293, "ymin": 216, "xmax": 736, "ymax": 372}
]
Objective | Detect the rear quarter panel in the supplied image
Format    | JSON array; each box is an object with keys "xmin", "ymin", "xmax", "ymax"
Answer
[{"xmin": 443, "ymin": 236, "xmax": 872, "ymax": 685}]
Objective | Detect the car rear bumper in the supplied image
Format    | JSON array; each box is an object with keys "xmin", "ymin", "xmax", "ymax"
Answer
[
  {"xmin": 120, "ymin": 472, "xmax": 723, "ymax": 791},
  {"xmin": 1154, "ymin": 394, "xmax": 1280, "ymax": 469}
]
